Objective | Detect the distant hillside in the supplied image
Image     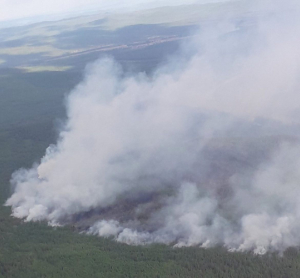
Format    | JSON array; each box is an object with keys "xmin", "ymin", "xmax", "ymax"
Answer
[{"xmin": 0, "ymin": 1, "xmax": 256, "ymax": 70}]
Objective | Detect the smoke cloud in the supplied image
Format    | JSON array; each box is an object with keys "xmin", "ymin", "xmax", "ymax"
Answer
[{"xmin": 6, "ymin": 0, "xmax": 300, "ymax": 254}]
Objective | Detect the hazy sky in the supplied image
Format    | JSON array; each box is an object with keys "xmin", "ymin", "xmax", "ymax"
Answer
[{"xmin": 0, "ymin": 0, "xmax": 228, "ymax": 22}]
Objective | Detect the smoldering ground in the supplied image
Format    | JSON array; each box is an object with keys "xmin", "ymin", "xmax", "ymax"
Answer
[{"xmin": 6, "ymin": 0, "xmax": 300, "ymax": 254}]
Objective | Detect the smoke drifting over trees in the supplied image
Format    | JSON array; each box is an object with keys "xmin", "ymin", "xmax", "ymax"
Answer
[{"xmin": 6, "ymin": 0, "xmax": 300, "ymax": 254}]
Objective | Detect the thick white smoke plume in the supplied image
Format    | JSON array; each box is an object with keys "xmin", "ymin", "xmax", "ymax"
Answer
[{"xmin": 6, "ymin": 0, "xmax": 300, "ymax": 254}]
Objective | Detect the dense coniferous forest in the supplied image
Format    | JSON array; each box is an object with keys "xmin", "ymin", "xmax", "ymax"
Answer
[{"xmin": 0, "ymin": 65, "xmax": 300, "ymax": 278}]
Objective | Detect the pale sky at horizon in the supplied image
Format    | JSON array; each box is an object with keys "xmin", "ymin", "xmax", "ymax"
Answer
[{"xmin": 0, "ymin": 0, "xmax": 229, "ymax": 23}]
